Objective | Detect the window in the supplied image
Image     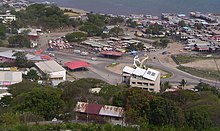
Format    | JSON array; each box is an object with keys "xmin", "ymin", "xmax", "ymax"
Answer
[
  {"xmin": 149, "ymin": 88, "xmax": 154, "ymax": 91},
  {"xmin": 150, "ymin": 83, "xmax": 155, "ymax": 86},
  {"xmin": 143, "ymin": 83, "xmax": 148, "ymax": 86},
  {"xmin": 137, "ymin": 82, "xmax": 142, "ymax": 85},
  {"xmin": 132, "ymin": 82, "xmax": 136, "ymax": 84}
]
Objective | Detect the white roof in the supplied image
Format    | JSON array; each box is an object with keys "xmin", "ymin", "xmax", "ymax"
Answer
[
  {"xmin": 132, "ymin": 67, "xmax": 146, "ymax": 76},
  {"xmin": 143, "ymin": 68, "xmax": 160, "ymax": 81},
  {"xmin": 99, "ymin": 105, "xmax": 124, "ymax": 117},
  {"xmin": 122, "ymin": 66, "xmax": 135, "ymax": 74},
  {"xmin": 0, "ymin": 50, "xmax": 37, "ymax": 60},
  {"xmin": 0, "ymin": 71, "xmax": 22, "ymax": 82},
  {"xmin": 35, "ymin": 60, "xmax": 66, "ymax": 73}
]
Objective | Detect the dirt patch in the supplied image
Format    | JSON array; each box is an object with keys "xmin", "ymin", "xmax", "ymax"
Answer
[{"xmin": 182, "ymin": 59, "xmax": 220, "ymax": 70}]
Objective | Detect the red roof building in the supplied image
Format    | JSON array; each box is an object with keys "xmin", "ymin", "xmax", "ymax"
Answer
[{"xmin": 64, "ymin": 60, "xmax": 91, "ymax": 70}]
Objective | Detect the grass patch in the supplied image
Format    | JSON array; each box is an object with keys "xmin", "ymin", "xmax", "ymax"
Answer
[
  {"xmin": 173, "ymin": 55, "xmax": 219, "ymax": 64},
  {"xmin": 145, "ymin": 66, "xmax": 173, "ymax": 79},
  {"xmin": 107, "ymin": 62, "xmax": 119, "ymax": 67},
  {"xmin": 177, "ymin": 66, "xmax": 220, "ymax": 81}
]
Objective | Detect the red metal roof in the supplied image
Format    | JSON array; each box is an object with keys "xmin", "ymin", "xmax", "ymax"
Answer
[
  {"xmin": 85, "ymin": 103, "xmax": 103, "ymax": 115},
  {"xmin": 41, "ymin": 55, "xmax": 52, "ymax": 60},
  {"xmin": 100, "ymin": 51, "xmax": 123, "ymax": 56},
  {"xmin": 64, "ymin": 60, "xmax": 90, "ymax": 70}
]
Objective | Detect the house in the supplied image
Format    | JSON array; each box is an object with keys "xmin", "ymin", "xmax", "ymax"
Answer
[
  {"xmin": 0, "ymin": 71, "xmax": 22, "ymax": 87},
  {"xmin": 35, "ymin": 60, "xmax": 66, "ymax": 85},
  {"xmin": 74, "ymin": 102, "xmax": 124, "ymax": 125},
  {"xmin": 122, "ymin": 66, "xmax": 161, "ymax": 92}
]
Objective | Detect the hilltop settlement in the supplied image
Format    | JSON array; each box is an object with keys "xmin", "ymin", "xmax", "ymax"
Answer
[{"xmin": 0, "ymin": 1, "xmax": 220, "ymax": 130}]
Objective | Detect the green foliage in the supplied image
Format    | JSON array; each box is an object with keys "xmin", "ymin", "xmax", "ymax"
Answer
[
  {"xmin": 109, "ymin": 27, "xmax": 124, "ymax": 37},
  {"xmin": 162, "ymin": 90, "xmax": 197, "ymax": 105},
  {"xmin": 160, "ymin": 81, "xmax": 172, "ymax": 92},
  {"xmin": 58, "ymin": 78, "xmax": 108, "ymax": 112},
  {"xmin": 149, "ymin": 97, "xmax": 184, "ymax": 127},
  {"xmin": 15, "ymin": 4, "xmax": 70, "ymax": 29},
  {"xmin": 65, "ymin": 31, "xmax": 87, "ymax": 42},
  {"xmin": 185, "ymin": 110, "xmax": 212, "ymax": 130},
  {"xmin": 79, "ymin": 23, "xmax": 102, "ymax": 36},
  {"xmin": 0, "ymin": 112, "xmax": 20, "ymax": 125},
  {"xmin": 153, "ymin": 38, "xmax": 170, "ymax": 48},
  {"xmin": 194, "ymin": 23, "xmax": 203, "ymax": 30},
  {"xmin": 126, "ymin": 43, "xmax": 145, "ymax": 51},
  {"xmin": 178, "ymin": 20, "xmax": 187, "ymax": 27},
  {"xmin": 87, "ymin": 13, "xmax": 106, "ymax": 27},
  {"xmin": 146, "ymin": 23, "xmax": 164, "ymax": 35},
  {"xmin": 195, "ymin": 82, "xmax": 220, "ymax": 97},
  {"xmin": 9, "ymin": 80, "xmax": 41, "ymax": 98},
  {"xmin": 24, "ymin": 70, "xmax": 39, "ymax": 81},
  {"xmin": 12, "ymin": 51, "xmax": 34, "ymax": 68},
  {"xmin": 126, "ymin": 19, "xmax": 137, "ymax": 28},
  {"xmin": 12, "ymin": 87, "xmax": 64, "ymax": 120},
  {"xmin": 8, "ymin": 35, "xmax": 31, "ymax": 48},
  {"xmin": 0, "ymin": 23, "xmax": 6, "ymax": 40},
  {"xmin": 107, "ymin": 17, "xmax": 124, "ymax": 25}
]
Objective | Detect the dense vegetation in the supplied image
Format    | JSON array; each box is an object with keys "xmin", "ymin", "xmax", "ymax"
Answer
[
  {"xmin": 0, "ymin": 78, "xmax": 219, "ymax": 130},
  {"xmin": 65, "ymin": 31, "xmax": 87, "ymax": 42},
  {"xmin": 14, "ymin": 4, "xmax": 70, "ymax": 29}
]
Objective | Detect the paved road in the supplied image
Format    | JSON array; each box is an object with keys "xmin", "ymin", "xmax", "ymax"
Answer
[
  {"xmin": 54, "ymin": 51, "xmax": 220, "ymax": 88},
  {"xmin": 0, "ymin": 47, "xmax": 219, "ymax": 88}
]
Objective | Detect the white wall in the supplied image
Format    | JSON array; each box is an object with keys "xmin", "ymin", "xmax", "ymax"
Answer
[{"xmin": 49, "ymin": 71, "xmax": 66, "ymax": 80}]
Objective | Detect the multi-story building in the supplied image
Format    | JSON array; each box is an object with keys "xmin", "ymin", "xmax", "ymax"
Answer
[{"xmin": 122, "ymin": 66, "xmax": 161, "ymax": 92}]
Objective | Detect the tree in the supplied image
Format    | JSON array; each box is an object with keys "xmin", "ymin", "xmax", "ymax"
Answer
[
  {"xmin": 79, "ymin": 23, "xmax": 102, "ymax": 36},
  {"xmin": 185, "ymin": 110, "xmax": 212, "ymax": 130},
  {"xmin": 160, "ymin": 38, "xmax": 170, "ymax": 48},
  {"xmin": 194, "ymin": 23, "xmax": 203, "ymax": 30},
  {"xmin": 146, "ymin": 23, "xmax": 164, "ymax": 35},
  {"xmin": 180, "ymin": 79, "xmax": 187, "ymax": 88},
  {"xmin": 13, "ymin": 52, "xmax": 28, "ymax": 68},
  {"xmin": 109, "ymin": 27, "xmax": 124, "ymax": 37},
  {"xmin": 178, "ymin": 20, "xmax": 186, "ymax": 27},
  {"xmin": 161, "ymin": 81, "xmax": 172, "ymax": 92},
  {"xmin": 149, "ymin": 97, "xmax": 184, "ymax": 127},
  {"xmin": 0, "ymin": 23, "xmax": 6, "ymax": 39},
  {"xmin": 0, "ymin": 112, "xmax": 20, "ymax": 125},
  {"xmin": 126, "ymin": 19, "xmax": 137, "ymax": 28},
  {"xmin": 8, "ymin": 35, "xmax": 31, "ymax": 48},
  {"xmin": 65, "ymin": 32, "xmax": 87, "ymax": 42},
  {"xmin": 25, "ymin": 70, "xmax": 39, "ymax": 81},
  {"xmin": 12, "ymin": 87, "xmax": 64, "ymax": 120}
]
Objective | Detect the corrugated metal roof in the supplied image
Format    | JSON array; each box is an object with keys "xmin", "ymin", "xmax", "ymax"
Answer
[
  {"xmin": 64, "ymin": 60, "xmax": 90, "ymax": 70},
  {"xmin": 75, "ymin": 102, "xmax": 124, "ymax": 117},
  {"xmin": 35, "ymin": 60, "xmax": 66, "ymax": 73},
  {"xmin": 0, "ymin": 71, "xmax": 22, "ymax": 82},
  {"xmin": 99, "ymin": 105, "xmax": 124, "ymax": 117}
]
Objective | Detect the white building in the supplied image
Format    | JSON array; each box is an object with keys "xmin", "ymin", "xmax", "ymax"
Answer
[
  {"xmin": 0, "ymin": 71, "xmax": 22, "ymax": 87},
  {"xmin": 0, "ymin": 14, "xmax": 16, "ymax": 23},
  {"xmin": 122, "ymin": 66, "xmax": 161, "ymax": 92},
  {"xmin": 35, "ymin": 60, "xmax": 66, "ymax": 81}
]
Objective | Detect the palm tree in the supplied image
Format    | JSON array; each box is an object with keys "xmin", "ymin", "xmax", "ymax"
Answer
[{"xmin": 180, "ymin": 79, "xmax": 187, "ymax": 88}]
